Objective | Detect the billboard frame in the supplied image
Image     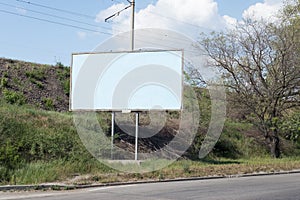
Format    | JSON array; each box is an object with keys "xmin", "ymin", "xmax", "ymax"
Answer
[{"xmin": 69, "ymin": 49, "xmax": 184, "ymax": 112}]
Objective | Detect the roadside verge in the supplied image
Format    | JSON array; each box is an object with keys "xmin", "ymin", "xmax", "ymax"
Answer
[{"xmin": 1, "ymin": 169, "xmax": 300, "ymax": 192}]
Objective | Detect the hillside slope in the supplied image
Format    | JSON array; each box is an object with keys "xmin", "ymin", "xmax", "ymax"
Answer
[
  {"xmin": 0, "ymin": 58, "xmax": 69, "ymax": 111},
  {"xmin": 0, "ymin": 57, "xmax": 293, "ymax": 159}
]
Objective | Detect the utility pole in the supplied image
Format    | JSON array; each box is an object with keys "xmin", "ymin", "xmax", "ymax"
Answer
[
  {"xmin": 130, "ymin": 0, "xmax": 138, "ymax": 161},
  {"xmin": 130, "ymin": 0, "xmax": 135, "ymax": 51},
  {"xmin": 105, "ymin": 0, "xmax": 135, "ymax": 51},
  {"xmin": 105, "ymin": 0, "xmax": 138, "ymax": 161}
]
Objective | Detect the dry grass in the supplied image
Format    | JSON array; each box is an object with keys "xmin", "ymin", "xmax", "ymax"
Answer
[{"xmin": 61, "ymin": 157, "xmax": 300, "ymax": 185}]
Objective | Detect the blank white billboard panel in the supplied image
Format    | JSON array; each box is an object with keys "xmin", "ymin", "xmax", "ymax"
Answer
[{"xmin": 70, "ymin": 50, "xmax": 183, "ymax": 111}]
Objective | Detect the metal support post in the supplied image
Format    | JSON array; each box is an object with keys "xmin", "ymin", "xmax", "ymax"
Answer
[
  {"xmin": 111, "ymin": 112, "xmax": 115, "ymax": 160},
  {"xmin": 135, "ymin": 112, "xmax": 139, "ymax": 161}
]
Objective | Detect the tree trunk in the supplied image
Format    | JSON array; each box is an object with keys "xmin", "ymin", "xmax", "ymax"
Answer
[{"xmin": 268, "ymin": 135, "xmax": 280, "ymax": 158}]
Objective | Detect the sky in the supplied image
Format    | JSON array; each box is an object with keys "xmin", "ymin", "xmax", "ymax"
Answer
[{"xmin": 0, "ymin": 0, "xmax": 284, "ymax": 65}]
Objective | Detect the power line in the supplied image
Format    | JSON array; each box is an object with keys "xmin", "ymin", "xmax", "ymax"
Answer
[
  {"xmin": 14, "ymin": 0, "xmax": 205, "ymax": 41},
  {"xmin": 11, "ymin": 0, "xmax": 130, "ymax": 34},
  {"xmin": 0, "ymin": 9, "xmax": 112, "ymax": 35},
  {"xmin": 0, "ymin": 9, "xmax": 183, "ymax": 51},
  {"xmin": 16, "ymin": 0, "xmax": 95, "ymax": 19},
  {"xmin": 0, "ymin": 2, "xmax": 112, "ymax": 31},
  {"xmin": 16, "ymin": 0, "xmax": 208, "ymax": 34},
  {"xmin": 0, "ymin": 1, "xmax": 202, "ymax": 64},
  {"xmin": 105, "ymin": 1, "xmax": 203, "ymax": 44},
  {"xmin": 0, "ymin": 3, "xmax": 200, "ymax": 54}
]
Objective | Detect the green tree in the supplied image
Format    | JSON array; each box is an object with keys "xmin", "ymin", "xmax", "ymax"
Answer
[{"xmin": 198, "ymin": 1, "xmax": 300, "ymax": 158}]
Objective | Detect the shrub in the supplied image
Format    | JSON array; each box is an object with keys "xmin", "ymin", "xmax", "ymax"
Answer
[
  {"xmin": 2, "ymin": 89, "xmax": 26, "ymax": 105},
  {"xmin": 280, "ymin": 112, "xmax": 300, "ymax": 142},
  {"xmin": 42, "ymin": 97, "xmax": 54, "ymax": 110},
  {"xmin": 56, "ymin": 67, "xmax": 70, "ymax": 96},
  {"xmin": 63, "ymin": 80, "xmax": 70, "ymax": 96},
  {"xmin": 56, "ymin": 62, "xmax": 64, "ymax": 68},
  {"xmin": 25, "ymin": 68, "xmax": 45, "ymax": 81},
  {"xmin": 0, "ymin": 77, "xmax": 8, "ymax": 88}
]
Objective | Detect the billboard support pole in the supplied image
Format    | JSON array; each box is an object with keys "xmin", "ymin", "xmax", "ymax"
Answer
[
  {"xmin": 135, "ymin": 112, "xmax": 139, "ymax": 161},
  {"xmin": 111, "ymin": 112, "xmax": 115, "ymax": 160},
  {"xmin": 105, "ymin": 0, "xmax": 136, "ymax": 161},
  {"xmin": 131, "ymin": 0, "xmax": 138, "ymax": 161}
]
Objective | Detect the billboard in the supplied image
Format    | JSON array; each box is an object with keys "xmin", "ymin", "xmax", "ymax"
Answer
[{"xmin": 70, "ymin": 50, "xmax": 183, "ymax": 111}]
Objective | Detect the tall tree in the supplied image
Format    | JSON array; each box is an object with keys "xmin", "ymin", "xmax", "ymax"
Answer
[{"xmin": 198, "ymin": 1, "xmax": 300, "ymax": 157}]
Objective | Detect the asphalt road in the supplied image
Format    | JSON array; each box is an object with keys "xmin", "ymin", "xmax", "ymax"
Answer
[{"xmin": 1, "ymin": 173, "xmax": 299, "ymax": 200}]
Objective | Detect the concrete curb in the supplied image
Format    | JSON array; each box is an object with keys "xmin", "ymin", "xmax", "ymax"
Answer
[{"xmin": 1, "ymin": 169, "xmax": 300, "ymax": 192}]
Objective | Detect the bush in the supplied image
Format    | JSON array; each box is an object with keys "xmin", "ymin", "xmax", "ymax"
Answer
[
  {"xmin": 25, "ymin": 68, "xmax": 45, "ymax": 81},
  {"xmin": 56, "ymin": 66, "xmax": 70, "ymax": 96},
  {"xmin": 2, "ymin": 89, "xmax": 26, "ymax": 105},
  {"xmin": 0, "ymin": 141, "xmax": 23, "ymax": 183},
  {"xmin": 0, "ymin": 77, "xmax": 8, "ymax": 88},
  {"xmin": 63, "ymin": 80, "xmax": 70, "ymax": 96},
  {"xmin": 0, "ymin": 102, "xmax": 94, "ymax": 184},
  {"xmin": 280, "ymin": 111, "xmax": 300, "ymax": 142},
  {"xmin": 42, "ymin": 97, "xmax": 54, "ymax": 110}
]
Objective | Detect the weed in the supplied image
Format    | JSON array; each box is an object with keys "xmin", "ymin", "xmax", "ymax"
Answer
[
  {"xmin": 56, "ymin": 67, "xmax": 70, "ymax": 96},
  {"xmin": 91, "ymin": 176, "xmax": 100, "ymax": 182},
  {"xmin": 2, "ymin": 72, "xmax": 8, "ymax": 78},
  {"xmin": 55, "ymin": 62, "xmax": 64, "ymax": 68},
  {"xmin": 12, "ymin": 77, "xmax": 20, "ymax": 86},
  {"xmin": 29, "ymin": 78, "xmax": 44, "ymax": 89},
  {"xmin": 158, "ymin": 173, "xmax": 165, "ymax": 180},
  {"xmin": 2, "ymin": 89, "xmax": 26, "ymax": 105},
  {"xmin": 182, "ymin": 163, "xmax": 191, "ymax": 173},
  {"xmin": 25, "ymin": 69, "xmax": 45, "ymax": 81},
  {"xmin": 63, "ymin": 80, "xmax": 70, "ymax": 96},
  {"xmin": 0, "ymin": 77, "xmax": 8, "ymax": 88},
  {"xmin": 42, "ymin": 97, "xmax": 54, "ymax": 110}
]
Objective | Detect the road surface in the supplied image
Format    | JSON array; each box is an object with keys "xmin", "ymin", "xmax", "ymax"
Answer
[{"xmin": 1, "ymin": 173, "xmax": 299, "ymax": 200}]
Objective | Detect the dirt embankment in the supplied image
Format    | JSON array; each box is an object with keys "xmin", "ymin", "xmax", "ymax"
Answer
[{"xmin": 0, "ymin": 58, "xmax": 69, "ymax": 111}]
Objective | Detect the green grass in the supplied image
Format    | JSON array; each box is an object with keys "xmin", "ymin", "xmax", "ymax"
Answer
[
  {"xmin": 9, "ymin": 157, "xmax": 300, "ymax": 186},
  {"xmin": 14, "ymin": 159, "xmax": 113, "ymax": 185},
  {"xmin": 0, "ymin": 100, "xmax": 299, "ymax": 186},
  {"xmin": 213, "ymin": 121, "xmax": 268, "ymax": 159}
]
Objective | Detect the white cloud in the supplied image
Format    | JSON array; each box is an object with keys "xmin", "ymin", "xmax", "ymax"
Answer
[
  {"xmin": 95, "ymin": 0, "xmax": 285, "ymax": 40},
  {"xmin": 243, "ymin": 0, "xmax": 283, "ymax": 21},
  {"xmin": 95, "ymin": 0, "xmax": 229, "ymax": 39},
  {"xmin": 223, "ymin": 15, "xmax": 238, "ymax": 28}
]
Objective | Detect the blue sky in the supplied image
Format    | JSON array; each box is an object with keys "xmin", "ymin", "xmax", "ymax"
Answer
[
  {"xmin": 216, "ymin": 0, "xmax": 265, "ymax": 17},
  {"xmin": 0, "ymin": 0, "xmax": 282, "ymax": 65}
]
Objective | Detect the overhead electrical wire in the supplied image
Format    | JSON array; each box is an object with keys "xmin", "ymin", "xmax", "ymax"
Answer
[
  {"xmin": 104, "ymin": 1, "xmax": 206, "ymax": 44},
  {"xmin": 0, "ymin": 9, "xmax": 112, "ymax": 35},
  {"xmin": 0, "ymin": 10, "xmax": 199, "ymax": 55},
  {"xmin": 0, "ymin": 2, "xmax": 112, "ymax": 31},
  {"xmin": 0, "ymin": 9, "xmax": 171, "ymax": 49},
  {"xmin": 11, "ymin": 0, "xmax": 135, "ymax": 34},
  {"xmin": 0, "ymin": 1, "xmax": 201, "ymax": 54},
  {"xmin": 16, "ymin": 0, "xmax": 95, "ymax": 19},
  {"xmin": 16, "ymin": 0, "xmax": 208, "ymax": 32},
  {"xmin": 114, "ymin": 0, "xmax": 209, "ymax": 30}
]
